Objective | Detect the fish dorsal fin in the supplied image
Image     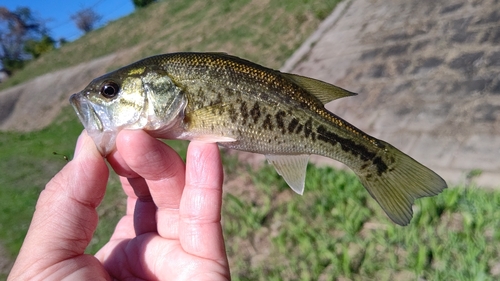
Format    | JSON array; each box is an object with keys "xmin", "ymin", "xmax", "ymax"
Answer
[
  {"xmin": 282, "ymin": 73, "xmax": 357, "ymax": 104},
  {"xmin": 266, "ymin": 154, "xmax": 310, "ymax": 195}
]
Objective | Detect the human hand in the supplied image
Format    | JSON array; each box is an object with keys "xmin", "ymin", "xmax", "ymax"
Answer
[{"xmin": 9, "ymin": 130, "xmax": 230, "ymax": 280}]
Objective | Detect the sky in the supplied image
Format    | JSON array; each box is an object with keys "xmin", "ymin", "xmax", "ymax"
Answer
[{"xmin": 1, "ymin": 0, "xmax": 135, "ymax": 42}]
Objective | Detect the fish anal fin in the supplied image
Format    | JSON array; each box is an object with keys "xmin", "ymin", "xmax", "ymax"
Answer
[
  {"xmin": 356, "ymin": 141, "xmax": 447, "ymax": 226},
  {"xmin": 266, "ymin": 154, "xmax": 310, "ymax": 195},
  {"xmin": 282, "ymin": 73, "xmax": 357, "ymax": 104}
]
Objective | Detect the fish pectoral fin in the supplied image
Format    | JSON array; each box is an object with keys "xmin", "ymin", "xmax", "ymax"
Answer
[
  {"xmin": 266, "ymin": 154, "xmax": 310, "ymax": 195},
  {"xmin": 185, "ymin": 104, "xmax": 238, "ymax": 143},
  {"xmin": 282, "ymin": 73, "xmax": 357, "ymax": 104},
  {"xmin": 186, "ymin": 103, "xmax": 228, "ymax": 121}
]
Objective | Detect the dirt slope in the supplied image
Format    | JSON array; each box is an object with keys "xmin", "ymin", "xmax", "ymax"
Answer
[{"xmin": 0, "ymin": 48, "xmax": 142, "ymax": 132}]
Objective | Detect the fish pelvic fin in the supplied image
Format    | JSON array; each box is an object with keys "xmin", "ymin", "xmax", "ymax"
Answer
[
  {"xmin": 266, "ymin": 154, "xmax": 310, "ymax": 195},
  {"xmin": 356, "ymin": 141, "xmax": 447, "ymax": 226},
  {"xmin": 281, "ymin": 73, "xmax": 357, "ymax": 104}
]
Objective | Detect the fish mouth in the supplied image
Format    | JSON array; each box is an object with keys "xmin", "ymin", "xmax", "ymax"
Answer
[{"xmin": 69, "ymin": 93, "xmax": 117, "ymax": 156}]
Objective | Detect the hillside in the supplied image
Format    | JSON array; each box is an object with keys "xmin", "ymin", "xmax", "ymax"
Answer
[
  {"xmin": 0, "ymin": 0, "xmax": 339, "ymax": 131},
  {"xmin": 1, "ymin": 0, "xmax": 337, "ymax": 89}
]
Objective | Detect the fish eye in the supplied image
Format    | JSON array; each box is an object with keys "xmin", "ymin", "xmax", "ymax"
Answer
[{"xmin": 100, "ymin": 81, "xmax": 120, "ymax": 99}]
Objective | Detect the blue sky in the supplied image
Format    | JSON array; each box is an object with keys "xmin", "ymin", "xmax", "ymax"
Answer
[{"xmin": 1, "ymin": 0, "xmax": 135, "ymax": 41}]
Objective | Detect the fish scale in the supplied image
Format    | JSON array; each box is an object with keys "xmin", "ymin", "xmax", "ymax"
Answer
[{"xmin": 70, "ymin": 52, "xmax": 447, "ymax": 226}]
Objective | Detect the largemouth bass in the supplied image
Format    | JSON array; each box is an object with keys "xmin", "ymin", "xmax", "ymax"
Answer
[{"xmin": 70, "ymin": 52, "xmax": 447, "ymax": 226}]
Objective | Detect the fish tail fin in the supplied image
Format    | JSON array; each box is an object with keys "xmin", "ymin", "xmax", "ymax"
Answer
[{"xmin": 356, "ymin": 141, "xmax": 447, "ymax": 226}]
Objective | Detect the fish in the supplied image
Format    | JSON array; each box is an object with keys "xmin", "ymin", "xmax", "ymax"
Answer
[{"xmin": 70, "ymin": 52, "xmax": 447, "ymax": 226}]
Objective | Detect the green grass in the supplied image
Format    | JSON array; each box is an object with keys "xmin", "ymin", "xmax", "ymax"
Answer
[
  {"xmin": 0, "ymin": 0, "xmax": 341, "ymax": 90},
  {"xmin": 0, "ymin": 108, "xmax": 81, "ymax": 255},
  {"xmin": 223, "ymin": 164, "xmax": 500, "ymax": 280}
]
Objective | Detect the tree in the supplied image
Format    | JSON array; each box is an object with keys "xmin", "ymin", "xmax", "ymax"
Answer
[
  {"xmin": 133, "ymin": 0, "xmax": 156, "ymax": 9},
  {"xmin": 58, "ymin": 38, "xmax": 68, "ymax": 46},
  {"xmin": 0, "ymin": 6, "xmax": 48, "ymax": 72},
  {"xmin": 71, "ymin": 8, "xmax": 102, "ymax": 34},
  {"xmin": 24, "ymin": 35, "xmax": 55, "ymax": 59}
]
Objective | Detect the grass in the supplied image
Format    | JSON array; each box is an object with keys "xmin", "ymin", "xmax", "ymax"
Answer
[
  {"xmin": 0, "ymin": 108, "xmax": 81, "ymax": 255},
  {"xmin": 223, "ymin": 164, "xmax": 500, "ymax": 280},
  {"xmin": 0, "ymin": 0, "xmax": 341, "ymax": 90}
]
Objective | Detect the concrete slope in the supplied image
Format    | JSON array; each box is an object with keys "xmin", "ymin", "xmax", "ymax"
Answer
[{"xmin": 284, "ymin": 0, "xmax": 500, "ymax": 187}]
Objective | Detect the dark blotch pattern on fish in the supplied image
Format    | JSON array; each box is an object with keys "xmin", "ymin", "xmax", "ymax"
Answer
[
  {"xmin": 263, "ymin": 114, "xmax": 274, "ymax": 130},
  {"xmin": 210, "ymin": 92, "xmax": 223, "ymax": 106},
  {"xmin": 288, "ymin": 118, "xmax": 299, "ymax": 133},
  {"xmin": 250, "ymin": 102, "xmax": 261, "ymax": 124},
  {"xmin": 316, "ymin": 125, "xmax": 389, "ymax": 174},
  {"xmin": 275, "ymin": 110, "xmax": 286, "ymax": 134},
  {"xmin": 304, "ymin": 118, "xmax": 315, "ymax": 141},
  {"xmin": 372, "ymin": 156, "xmax": 388, "ymax": 176},
  {"xmin": 240, "ymin": 101, "xmax": 249, "ymax": 125},
  {"xmin": 228, "ymin": 104, "xmax": 238, "ymax": 123},
  {"xmin": 295, "ymin": 124, "xmax": 303, "ymax": 134}
]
